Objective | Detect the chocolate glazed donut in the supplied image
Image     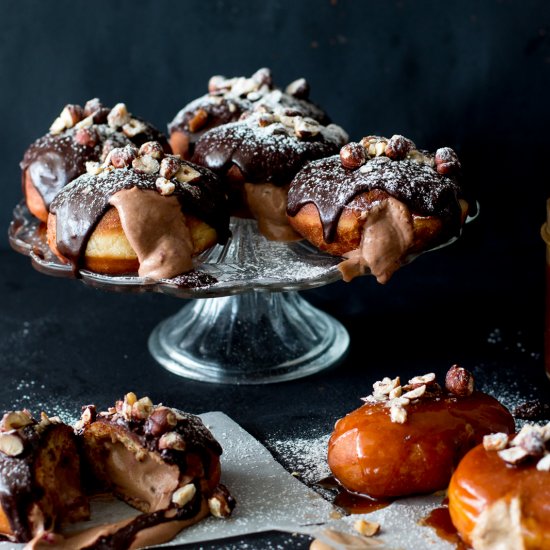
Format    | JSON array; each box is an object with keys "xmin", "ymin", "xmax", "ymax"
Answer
[
  {"xmin": 20, "ymin": 99, "xmax": 170, "ymax": 222},
  {"xmin": 287, "ymin": 135, "xmax": 469, "ymax": 283}
]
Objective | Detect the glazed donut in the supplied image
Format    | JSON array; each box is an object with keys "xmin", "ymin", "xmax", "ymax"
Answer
[
  {"xmin": 327, "ymin": 366, "xmax": 514, "ymax": 499},
  {"xmin": 0, "ymin": 410, "xmax": 88, "ymax": 542},
  {"xmin": 287, "ymin": 135, "xmax": 469, "ymax": 283},
  {"xmin": 449, "ymin": 423, "xmax": 550, "ymax": 549},
  {"xmin": 46, "ymin": 142, "xmax": 229, "ymax": 279},
  {"xmin": 192, "ymin": 103, "xmax": 348, "ymax": 241},
  {"xmin": 21, "ymin": 99, "xmax": 170, "ymax": 222},
  {"xmin": 168, "ymin": 67, "xmax": 329, "ymax": 159}
]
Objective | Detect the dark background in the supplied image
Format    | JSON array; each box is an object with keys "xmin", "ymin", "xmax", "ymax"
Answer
[{"xmin": 1, "ymin": 1, "xmax": 549, "ymax": 548}]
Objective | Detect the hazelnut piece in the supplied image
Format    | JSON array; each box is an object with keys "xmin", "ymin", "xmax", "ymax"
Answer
[
  {"xmin": 435, "ymin": 147, "xmax": 461, "ymax": 175},
  {"xmin": 74, "ymin": 127, "xmax": 98, "ymax": 148},
  {"xmin": 285, "ymin": 78, "xmax": 310, "ymax": 99},
  {"xmin": 385, "ymin": 135, "xmax": 413, "ymax": 160},
  {"xmin": 156, "ymin": 177, "xmax": 176, "ymax": 196},
  {"xmin": 139, "ymin": 141, "xmax": 164, "ymax": 160},
  {"xmin": 109, "ymin": 146, "xmax": 138, "ymax": 168},
  {"xmin": 83, "ymin": 98, "xmax": 103, "ymax": 117},
  {"xmin": 294, "ymin": 117, "xmax": 320, "ymax": 139},
  {"xmin": 60, "ymin": 104, "xmax": 84, "ymax": 128},
  {"xmin": 445, "ymin": 364, "xmax": 474, "ymax": 396},
  {"xmin": 159, "ymin": 156, "xmax": 181, "ymax": 179},
  {"xmin": 172, "ymin": 484, "xmax": 196, "ymax": 507},
  {"xmin": 122, "ymin": 119, "xmax": 147, "ymax": 138},
  {"xmin": 131, "ymin": 397, "xmax": 154, "ymax": 420},
  {"xmin": 174, "ymin": 164, "xmax": 200, "ymax": 183},
  {"xmin": 0, "ymin": 411, "xmax": 33, "ymax": 432},
  {"xmin": 132, "ymin": 155, "xmax": 160, "ymax": 175},
  {"xmin": 340, "ymin": 143, "xmax": 366, "ymax": 169},
  {"xmin": 158, "ymin": 431, "xmax": 186, "ymax": 451},
  {"xmin": 0, "ymin": 433, "xmax": 24, "ymax": 456},
  {"xmin": 146, "ymin": 407, "xmax": 178, "ymax": 437},
  {"xmin": 107, "ymin": 103, "xmax": 130, "ymax": 129},
  {"xmin": 208, "ymin": 485, "xmax": 235, "ymax": 518}
]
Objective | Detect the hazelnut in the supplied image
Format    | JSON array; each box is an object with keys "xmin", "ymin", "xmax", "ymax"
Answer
[
  {"xmin": 408, "ymin": 373, "xmax": 436, "ymax": 385},
  {"xmin": 373, "ymin": 376, "xmax": 400, "ymax": 396},
  {"xmin": 122, "ymin": 118, "xmax": 147, "ymax": 138},
  {"xmin": 445, "ymin": 365, "xmax": 474, "ymax": 396},
  {"xmin": 139, "ymin": 141, "xmax": 164, "ymax": 160},
  {"xmin": 340, "ymin": 143, "xmax": 366, "ymax": 170},
  {"xmin": 187, "ymin": 109, "xmax": 209, "ymax": 133},
  {"xmin": 109, "ymin": 146, "xmax": 138, "ymax": 168},
  {"xmin": 353, "ymin": 519, "xmax": 380, "ymax": 537},
  {"xmin": 60, "ymin": 104, "xmax": 84, "ymax": 128},
  {"xmin": 401, "ymin": 384, "xmax": 426, "ymax": 400},
  {"xmin": 158, "ymin": 431, "xmax": 186, "ymax": 451},
  {"xmin": 146, "ymin": 407, "xmax": 178, "ymax": 437},
  {"xmin": 132, "ymin": 155, "xmax": 160, "ymax": 175},
  {"xmin": 258, "ymin": 114, "xmax": 275, "ymax": 127},
  {"xmin": 390, "ymin": 404, "xmax": 407, "ymax": 424},
  {"xmin": 80, "ymin": 405, "xmax": 96, "ymax": 424},
  {"xmin": 86, "ymin": 161, "xmax": 103, "ymax": 176},
  {"xmin": 498, "ymin": 446, "xmax": 529, "ymax": 464},
  {"xmin": 385, "ymin": 135, "xmax": 413, "ymax": 160},
  {"xmin": 83, "ymin": 98, "xmax": 103, "ymax": 117},
  {"xmin": 92, "ymin": 108, "xmax": 110, "ymax": 125},
  {"xmin": 483, "ymin": 432, "xmax": 509, "ymax": 451},
  {"xmin": 435, "ymin": 147, "xmax": 461, "ymax": 175},
  {"xmin": 208, "ymin": 485, "xmax": 235, "ymax": 518},
  {"xmin": 537, "ymin": 454, "xmax": 550, "ymax": 472},
  {"xmin": 74, "ymin": 127, "xmax": 98, "ymax": 148},
  {"xmin": 208, "ymin": 75, "xmax": 229, "ymax": 93},
  {"xmin": 174, "ymin": 164, "xmax": 200, "ymax": 183},
  {"xmin": 285, "ymin": 78, "xmax": 310, "ymax": 99},
  {"xmin": 171, "ymin": 484, "xmax": 196, "ymax": 507},
  {"xmin": 131, "ymin": 397, "xmax": 154, "ymax": 420},
  {"xmin": 0, "ymin": 433, "xmax": 24, "ymax": 456},
  {"xmin": 251, "ymin": 67, "xmax": 273, "ymax": 88},
  {"xmin": 294, "ymin": 117, "xmax": 320, "ymax": 139},
  {"xmin": 155, "ymin": 177, "xmax": 176, "ymax": 196},
  {"xmin": 159, "ymin": 156, "xmax": 181, "ymax": 179},
  {"xmin": 107, "ymin": 103, "xmax": 130, "ymax": 129},
  {"xmin": 49, "ymin": 117, "xmax": 66, "ymax": 135},
  {"xmin": 0, "ymin": 411, "xmax": 33, "ymax": 432},
  {"xmin": 512, "ymin": 426, "xmax": 546, "ymax": 456},
  {"xmin": 75, "ymin": 115, "xmax": 94, "ymax": 130}
]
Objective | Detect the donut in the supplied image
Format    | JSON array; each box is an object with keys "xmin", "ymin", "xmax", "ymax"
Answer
[
  {"xmin": 449, "ymin": 423, "xmax": 550, "ymax": 549},
  {"xmin": 0, "ymin": 410, "xmax": 88, "ymax": 542},
  {"xmin": 46, "ymin": 141, "xmax": 229, "ymax": 279},
  {"xmin": 192, "ymin": 102, "xmax": 348, "ymax": 241},
  {"xmin": 20, "ymin": 99, "xmax": 170, "ymax": 222},
  {"xmin": 287, "ymin": 135, "xmax": 469, "ymax": 282},
  {"xmin": 168, "ymin": 67, "xmax": 329, "ymax": 159},
  {"xmin": 327, "ymin": 366, "xmax": 514, "ymax": 499}
]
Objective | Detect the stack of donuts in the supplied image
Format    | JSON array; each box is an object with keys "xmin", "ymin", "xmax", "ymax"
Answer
[{"xmin": 21, "ymin": 68, "xmax": 470, "ymax": 283}]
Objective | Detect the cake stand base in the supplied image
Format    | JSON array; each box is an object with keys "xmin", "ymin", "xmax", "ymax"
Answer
[{"xmin": 148, "ymin": 291, "xmax": 349, "ymax": 384}]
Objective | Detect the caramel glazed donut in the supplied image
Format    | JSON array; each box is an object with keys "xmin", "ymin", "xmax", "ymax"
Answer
[
  {"xmin": 20, "ymin": 99, "xmax": 170, "ymax": 222},
  {"xmin": 327, "ymin": 365, "xmax": 514, "ymax": 500},
  {"xmin": 192, "ymin": 100, "xmax": 348, "ymax": 241},
  {"xmin": 287, "ymin": 135, "xmax": 470, "ymax": 283},
  {"xmin": 168, "ymin": 67, "xmax": 329, "ymax": 159},
  {"xmin": 47, "ymin": 142, "xmax": 229, "ymax": 279},
  {"xmin": 449, "ymin": 423, "xmax": 550, "ymax": 550}
]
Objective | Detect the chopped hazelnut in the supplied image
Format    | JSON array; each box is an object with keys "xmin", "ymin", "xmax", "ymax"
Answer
[
  {"xmin": 172, "ymin": 484, "xmax": 196, "ymax": 507},
  {"xmin": 107, "ymin": 103, "xmax": 130, "ymax": 129},
  {"xmin": 139, "ymin": 141, "xmax": 164, "ymax": 160},
  {"xmin": 174, "ymin": 164, "xmax": 200, "ymax": 183},
  {"xmin": 0, "ymin": 411, "xmax": 33, "ymax": 432},
  {"xmin": 159, "ymin": 156, "xmax": 181, "ymax": 179},
  {"xmin": 122, "ymin": 118, "xmax": 147, "ymax": 138},
  {"xmin": 60, "ymin": 104, "xmax": 83, "ymax": 128},
  {"xmin": 187, "ymin": 109, "xmax": 209, "ymax": 133},
  {"xmin": 497, "ymin": 446, "xmax": 529, "ymax": 465},
  {"xmin": 483, "ymin": 432, "xmax": 509, "ymax": 451},
  {"xmin": 285, "ymin": 78, "xmax": 310, "ymax": 99},
  {"xmin": 158, "ymin": 431, "xmax": 186, "ymax": 451},
  {"xmin": 109, "ymin": 146, "xmax": 138, "ymax": 169},
  {"xmin": 537, "ymin": 454, "xmax": 550, "ymax": 471},
  {"xmin": 156, "ymin": 177, "xmax": 176, "ymax": 196},
  {"xmin": 0, "ymin": 433, "xmax": 24, "ymax": 456},
  {"xmin": 390, "ymin": 404, "xmax": 407, "ymax": 424},
  {"xmin": 132, "ymin": 155, "xmax": 160, "ymax": 175},
  {"xmin": 353, "ymin": 519, "xmax": 380, "ymax": 537}
]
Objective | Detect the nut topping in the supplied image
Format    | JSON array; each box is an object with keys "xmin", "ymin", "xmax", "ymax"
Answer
[
  {"xmin": 285, "ymin": 77, "xmax": 310, "ymax": 99},
  {"xmin": 340, "ymin": 143, "xmax": 366, "ymax": 170},
  {"xmin": 0, "ymin": 433, "xmax": 24, "ymax": 457},
  {"xmin": 122, "ymin": 118, "xmax": 147, "ymax": 138},
  {"xmin": 74, "ymin": 127, "xmax": 98, "ymax": 148},
  {"xmin": 158, "ymin": 431, "xmax": 186, "ymax": 451},
  {"xmin": 385, "ymin": 135, "xmax": 414, "ymax": 160},
  {"xmin": 174, "ymin": 164, "xmax": 200, "ymax": 183},
  {"xmin": 131, "ymin": 397, "xmax": 154, "ymax": 420},
  {"xmin": 83, "ymin": 98, "xmax": 103, "ymax": 117},
  {"xmin": 109, "ymin": 145, "xmax": 138, "ymax": 168},
  {"xmin": 172, "ymin": 484, "xmax": 196, "ymax": 507},
  {"xmin": 156, "ymin": 177, "xmax": 176, "ymax": 196},
  {"xmin": 294, "ymin": 117, "xmax": 320, "ymax": 139},
  {"xmin": 445, "ymin": 365, "xmax": 474, "ymax": 396},
  {"xmin": 86, "ymin": 161, "xmax": 103, "ymax": 176},
  {"xmin": 537, "ymin": 454, "xmax": 550, "ymax": 471},
  {"xmin": 390, "ymin": 405, "xmax": 407, "ymax": 424},
  {"xmin": 353, "ymin": 519, "xmax": 380, "ymax": 537},
  {"xmin": 401, "ymin": 385, "xmax": 426, "ymax": 400},
  {"xmin": 497, "ymin": 446, "xmax": 529, "ymax": 465},
  {"xmin": 132, "ymin": 155, "xmax": 160, "ymax": 175},
  {"xmin": 146, "ymin": 406, "xmax": 178, "ymax": 437},
  {"xmin": 107, "ymin": 103, "xmax": 130, "ymax": 129},
  {"xmin": 373, "ymin": 376, "xmax": 400, "ymax": 397},
  {"xmin": 435, "ymin": 147, "xmax": 461, "ymax": 175},
  {"xmin": 159, "ymin": 156, "xmax": 181, "ymax": 179},
  {"xmin": 483, "ymin": 433, "xmax": 509, "ymax": 451},
  {"xmin": 0, "ymin": 411, "xmax": 33, "ymax": 432},
  {"xmin": 139, "ymin": 141, "xmax": 164, "ymax": 160},
  {"xmin": 208, "ymin": 485, "xmax": 235, "ymax": 518},
  {"xmin": 60, "ymin": 104, "xmax": 84, "ymax": 129}
]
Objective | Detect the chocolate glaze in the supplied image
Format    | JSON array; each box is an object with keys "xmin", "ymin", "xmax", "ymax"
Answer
[
  {"xmin": 192, "ymin": 115, "xmax": 347, "ymax": 186},
  {"xmin": 50, "ymin": 165, "xmax": 229, "ymax": 274},
  {"xmin": 21, "ymin": 115, "xmax": 169, "ymax": 211},
  {"xmin": 287, "ymin": 155, "xmax": 464, "ymax": 242}
]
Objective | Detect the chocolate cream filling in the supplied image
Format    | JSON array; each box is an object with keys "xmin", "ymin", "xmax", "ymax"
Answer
[
  {"xmin": 109, "ymin": 188, "xmax": 194, "ymax": 279},
  {"xmin": 338, "ymin": 197, "xmax": 414, "ymax": 284}
]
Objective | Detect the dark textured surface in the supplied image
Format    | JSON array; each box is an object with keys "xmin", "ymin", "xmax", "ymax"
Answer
[{"xmin": 1, "ymin": 1, "xmax": 549, "ymax": 547}]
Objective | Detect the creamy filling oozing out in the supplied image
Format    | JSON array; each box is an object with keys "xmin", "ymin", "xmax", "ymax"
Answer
[
  {"xmin": 338, "ymin": 196, "xmax": 414, "ymax": 283},
  {"xmin": 243, "ymin": 182, "xmax": 301, "ymax": 241},
  {"xmin": 102, "ymin": 441, "xmax": 180, "ymax": 513},
  {"xmin": 109, "ymin": 188, "xmax": 194, "ymax": 279}
]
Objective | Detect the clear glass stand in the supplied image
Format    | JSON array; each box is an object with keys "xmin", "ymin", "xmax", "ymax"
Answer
[{"xmin": 148, "ymin": 291, "xmax": 349, "ymax": 384}]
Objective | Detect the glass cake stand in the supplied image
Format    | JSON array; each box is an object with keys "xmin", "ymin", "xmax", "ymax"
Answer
[{"xmin": 8, "ymin": 201, "xmax": 470, "ymax": 385}]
